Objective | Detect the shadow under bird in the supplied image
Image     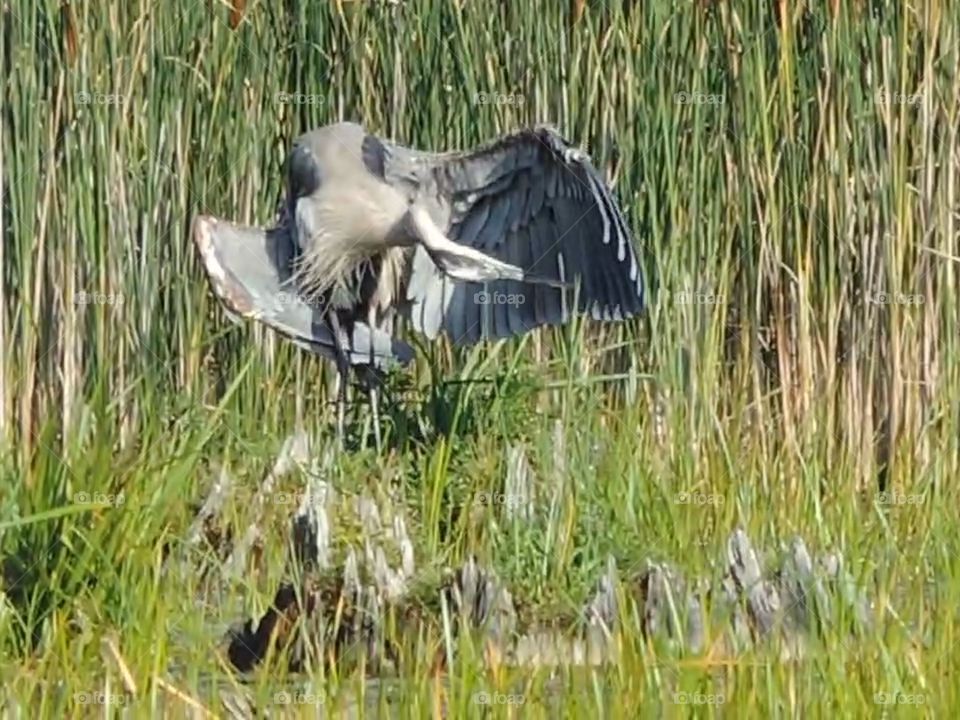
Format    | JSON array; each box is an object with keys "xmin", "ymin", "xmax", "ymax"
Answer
[{"xmin": 194, "ymin": 122, "xmax": 644, "ymax": 447}]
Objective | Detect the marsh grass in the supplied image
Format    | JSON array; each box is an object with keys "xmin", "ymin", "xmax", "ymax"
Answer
[{"xmin": 1, "ymin": 0, "xmax": 959, "ymax": 716}]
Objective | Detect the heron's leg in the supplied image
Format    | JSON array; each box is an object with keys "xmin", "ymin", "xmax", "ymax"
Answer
[
  {"xmin": 328, "ymin": 312, "xmax": 350, "ymax": 450},
  {"xmin": 369, "ymin": 384, "xmax": 382, "ymax": 453},
  {"xmin": 355, "ymin": 368, "xmax": 383, "ymax": 453},
  {"xmin": 335, "ymin": 368, "xmax": 349, "ymax": 451},
  {"xmin": 362, "ymin": 307, "xmax": 385, "ymax": 453}
]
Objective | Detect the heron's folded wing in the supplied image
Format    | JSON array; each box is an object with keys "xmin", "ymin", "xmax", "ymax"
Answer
[
  {"xmin": 386, "ymin": 127, "xmax": 644, "ymax": 345},
  {"xmin": 192, "ymin": 216, "xmax": 412, "ymax": 367}
]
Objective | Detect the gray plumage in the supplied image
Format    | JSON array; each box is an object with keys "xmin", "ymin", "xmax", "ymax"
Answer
[{"xmin": 193, "ymin": 122, "xmax": 643, "ymax": 443}]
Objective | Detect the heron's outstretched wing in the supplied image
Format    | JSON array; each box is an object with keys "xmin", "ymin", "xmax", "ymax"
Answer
[
  {"xmin": 193, "ymin": 216, "xmax": 413, "ymax": 368},
  {"xmin": 383, "ymin": 127, "xmax": 644, "ymax": 345}
]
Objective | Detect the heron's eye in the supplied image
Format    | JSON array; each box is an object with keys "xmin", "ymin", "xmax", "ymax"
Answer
[{"xmin": 287, "ymin": 144, "xmax": 322, "ymax": 198}]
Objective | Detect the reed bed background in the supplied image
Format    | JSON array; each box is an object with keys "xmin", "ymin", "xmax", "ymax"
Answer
[{"xmin": 1, "ymin": 0, "xmax": 958, "ymax": 716}]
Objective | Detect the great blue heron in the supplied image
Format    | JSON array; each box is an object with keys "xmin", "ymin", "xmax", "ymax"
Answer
[{"xmin": 194, "ymin": 122, "xmax": 643, "ymax": 447}]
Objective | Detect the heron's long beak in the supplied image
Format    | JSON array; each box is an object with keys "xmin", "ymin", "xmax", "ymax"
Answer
[{"xmin": 405, "ymin": 206, "xmax": 571, "ymax": 289}]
